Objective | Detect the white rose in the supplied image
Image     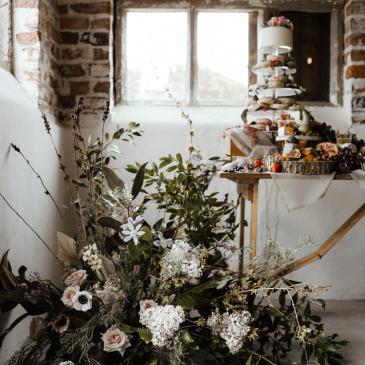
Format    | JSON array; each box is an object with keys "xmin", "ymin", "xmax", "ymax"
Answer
[
  {"xmin": 64, "ymin": 270, "xmax": 87, "ymax": 287},
  {"xmin": 61, "ymin": 286, "xmax": 80, "ymax": 308},
  {"xmin": 101, "ymin": 327, "xmax": 131, "ymax": 356},
  {"xmin": 59, "ymin": 362, "xmax": 75, "ymax": 365}
]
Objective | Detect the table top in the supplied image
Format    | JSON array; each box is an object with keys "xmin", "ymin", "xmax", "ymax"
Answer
[{"xmin": 218, "ymin": 171, "xmax": 353, "ymax": 183}]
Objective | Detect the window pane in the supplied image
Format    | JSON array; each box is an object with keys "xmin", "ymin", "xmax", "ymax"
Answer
[
  {"xmin": 197, "ymin": 12, "xmax": 249, "ymax": 105},
  {"xmin": 125, "ymin": 11, "xmax": 188, "ymax": 104}
]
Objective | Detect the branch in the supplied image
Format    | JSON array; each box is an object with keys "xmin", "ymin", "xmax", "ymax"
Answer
[
  {"xmin": 271, "ymin": 202, "xmax": 365, "ymax": 280},
  {"xmin": 10, "ymin": 143, "xmax": 63, "ymax": 218},
  {"xmin": 0, "ymin": 192, "xmax": 62, "ymax": 265}
]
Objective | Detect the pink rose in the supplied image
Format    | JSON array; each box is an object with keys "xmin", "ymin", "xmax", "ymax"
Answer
[
  {"xmin": 61, "ymin": 286, "xmax": 79, "ymax": 307},
  {"xmin": 64, "ymin": 270, "xmax": 87, "ymax": 287},
  {"xmin": 52, "ymin": 314, "xmax": 70, "ymax": 334},
  {"xmin": 101, "ymin": 327, "xmax": 131, "ymax": 356}
]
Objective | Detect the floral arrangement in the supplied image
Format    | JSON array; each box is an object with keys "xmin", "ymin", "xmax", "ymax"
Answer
[
  {"xmin": 267, "ymin": 16, "xmax": 294, "ymax": 30},
  {"xmin": 0, "ymin": 100, "xmax": 347, "ymax": 365}
]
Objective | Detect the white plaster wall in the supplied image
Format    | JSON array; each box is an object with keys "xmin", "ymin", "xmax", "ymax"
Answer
[
  {"xmin": 0, "ymin": 69, "xmax": 68, "ymax": 362},
  {"xmin": 105, "ymin": 104, "xmax": 365, "ymax": 300}
]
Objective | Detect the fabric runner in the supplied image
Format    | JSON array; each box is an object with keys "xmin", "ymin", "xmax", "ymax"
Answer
[
  {"xmin": 350, "ymin": 169, "xmax": 365, "ymax": 189},
  {"xmin": 270, "ymin": 172, "xmax": 336, "ymax": 211}
]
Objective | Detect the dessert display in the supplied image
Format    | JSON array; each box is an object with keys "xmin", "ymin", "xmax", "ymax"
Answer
[{"xmin": 224, "ymin": 16, "xmax": 365, "ymax": 175}]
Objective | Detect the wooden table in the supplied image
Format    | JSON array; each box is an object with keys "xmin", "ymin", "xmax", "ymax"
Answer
[{"xmin": 218, "ymin": 172, "xmax": 365, "ymax": 278}]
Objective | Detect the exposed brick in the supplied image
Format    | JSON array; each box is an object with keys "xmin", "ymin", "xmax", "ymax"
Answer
[
  {"xmin": 24, "ymin": 70, "xmax": 40, "ymax": 81},
  {"xmin": 348, "ymin": 17, "xmax": 365, "ymax": 34},
  {"xmin": 16, "ymin": 31, "xmax": 39, "ymax": 46},
  {"xmin": 93, "ymin": 48, "xmax": 109, "ymax": 61},
  {"xmin": 82, "ymin": 96, "xmax": 109, "ymax": 110},
  {"xmin": 59, "ymin": 95, "xmax": 76, "ymax": 109},
  {"xmin": 93, "ymin": 81, "xmax": 110, "ymax": 94},
  {"xmin": 346, "ymin": 65, "xmax": 365, "ymax": 79},
  {"xmin": 350, "ymin": 50, "xmax": 365, "ymax": 62},
  {"xmin": 60, "ymin": 17, "xmax": 90, "ymax": 30},
  {"xmin": 80, "ymin": 32, "xmax": 109, "ymax": 46},
  {"xmin": 70, "ymin": 81, "xmax": 90, "ymax": 95},
  {"xmin": 90, "ymin": 64, "xmax": 109, "ymax": 77},
  {"xmin": 58, "ymin": 5, "xmax": 68, "ymax": 15},
  {"xmin": 59, "ymin": 64, "xmax": 86, "ymax": 78},
  {"xmin": 62, "ymin": 47, "xmax": 91, "ymax": 61},
  {"xmin": 352, "ymin": 96, "xmax": 365, "ymax": 110},
  {"xmin": 345, "ymin": 33, "xmax": 365, "ymax": 48},
  {"xmin": 90, "ymin": 18, "xmax": 110, "ymax": 30},
  {"xmin": 58, "ymin": 32, "xmax": 79, "ymax": 45},
  {"xmin": 15, "ymin": 0, "xmax": 38, "ymax": 8},
  {"xmin": 70, "ymin": 2, "xmax": 112, "ymax": 15},
  {"xmin": 346, "ymin": 0, "xmax": 365, "ymax": 16}
]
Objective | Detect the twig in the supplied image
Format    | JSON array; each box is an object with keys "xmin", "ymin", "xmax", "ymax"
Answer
[
  {"xmin": 0, "ymin": 192, "xmax": 62, "ymax": 265},
  {"xmin": 10, "ymin": 143, "xmax": 63, "ymax": 218}
]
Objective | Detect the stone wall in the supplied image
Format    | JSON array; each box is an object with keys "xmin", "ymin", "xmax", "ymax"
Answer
[{"xmin": 344, "ymin": 0, "xmax": 365, "ymax": 123}]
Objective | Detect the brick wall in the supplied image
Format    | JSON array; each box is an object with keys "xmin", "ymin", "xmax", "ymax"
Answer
[
  {"xmin": 12, "ymin": 0, "xmax": 113, "ymax": 122},
  {"xmin": 57, "ymin": 0, "xmax": 113, "ymax": 121},
  {"xmin": 344, "ymin": 0, "xmax": 365, "ymax": 123},
  {"xmin": 13, "ymin": 0, "xmax": 59, "ymax": 121}
]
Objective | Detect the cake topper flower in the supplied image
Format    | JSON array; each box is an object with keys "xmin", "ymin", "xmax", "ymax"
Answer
[{"xmin": 267, "ymin": 16, "xmax": 293, "ymax": 30}]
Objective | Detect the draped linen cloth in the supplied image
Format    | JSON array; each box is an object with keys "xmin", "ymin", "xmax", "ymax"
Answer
[
  {"xmin": 350, "ymin": 169, "xmax": 365, "ymax": 189},
  {"xmin": 222, "ymin": 128, "xmax": 277, "ymax": 170},
  {"xmin": 270, "ymin": 173, "xmax": 336, "ymax": 211}
]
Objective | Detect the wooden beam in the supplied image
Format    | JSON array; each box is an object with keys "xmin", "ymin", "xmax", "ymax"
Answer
[
  {"xmin": 271, "ymin": 202, "xmax": 365, "ymax": 280},
  {"xmin": 249, "ymin": 181, "xmax": 259, "ymax": 264},
  {"xmin": 238, "ymin": 195, "xmax": 246, "ymax": 276}
]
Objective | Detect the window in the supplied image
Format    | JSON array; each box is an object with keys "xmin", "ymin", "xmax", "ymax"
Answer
[
  {"xmin": 279, "ymin": 11, "xmax": 331, "ymax": 102},
  {"xmin": 119, "ymin": 7, "xmax": 252, "ymax": 106}
]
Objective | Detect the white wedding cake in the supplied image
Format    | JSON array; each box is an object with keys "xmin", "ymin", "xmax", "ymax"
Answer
[{"xmin": 259, "ymin": 26, "xmax": 293, "ymax": 54}]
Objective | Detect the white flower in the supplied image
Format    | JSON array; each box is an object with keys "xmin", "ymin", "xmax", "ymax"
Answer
[
  {"xmin": 139, "ymin": 302, "xmax": 185, "ymax": 347},
  {"xmin": 72, "ymin": 290, "xmax": 93, "ymax": 312},
  {"xmin": 153, "ymin": 232, "xmax": 173, "ymax": 249},
  {"xmin": 101, "ymin": 327, "xmax": 131, "ymax": 355},
  {"xmin": 207, "ymin": 310, "xmax": 252, "ymax": 354},
  {"xmin": 121, "ymin": 216, "xmax": 145, "ymax": 245},
  {"xmin": 61, "ymin": 286, "xmax": 80, "ymax": 308},
  {"xmin": 59, "ymin": 362, "xmax": 75, "ymax": 365},
  {"xmin": 64, "ymin": 269, "xmax": 87, "ymax": 287},
  {"xmin": 82, "ymin": 244, "xmax": 102, "ymax": 271},
  {"xmin": 161, "ymin": 240, "xmax": 202, "ymax": 281}
]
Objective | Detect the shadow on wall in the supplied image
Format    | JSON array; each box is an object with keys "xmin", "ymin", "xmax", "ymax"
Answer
[{"xmin": 0, "ymin": 69, "xmax": 71, "ymax": 361}]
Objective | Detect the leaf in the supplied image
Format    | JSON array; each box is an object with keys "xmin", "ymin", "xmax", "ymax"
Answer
[
  {"xmin": 99, "ymin": 254, "xmax": 115, "ymax": 279},
  {"xmin": 246, "ymin": 355, "xmax": 253, "ymax": 365},
  {"xmin": 56, "ymin": 232, "xmax": 77, "ymax": 264},
  {"xmin": 141, "ymin": 226, "xmax": 153, "ymax": 242},
  {"xmin": 181, "ymin": 330, "xmax": 195, "ymax": 345},
  {"xmin": 137, "ymin": 328, "xmax": 152, "ymax": 343},
  {"xmin": 0, "ymin": 251, "xmax": 17, "ymax": 291},
  {"xmin": 98, "ymin": 217, "xmax": 122, "ymax": 232},
  {"xmin": 103, "ymin": 166, "xmax": 125, "ymax": 190},
  {"xmin": 132, "ymin": 162, "xmax": 148, "ymax": 199},
  {"xmin": 175, "ymin": 293, "xmax": 195, "ymax": 309},
  {"xmin": 189, "ymin": 280, "xmax": 219, "ymax": 294}
]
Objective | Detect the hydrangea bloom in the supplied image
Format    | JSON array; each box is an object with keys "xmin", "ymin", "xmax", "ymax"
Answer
[
  {"xmin": 82, "ymin": 244, "xmax": 102, "ymax": 271},
  {"xmin": 207, "ymin": 309, "xmax": 252, "ymax": 354},
  {"xmin": 160, "ymin": 240, "xmax": 202, "ymax": 281},
  {"xmin": 139, "ymin": 300, "xmax": 185, "ymax": 347}
]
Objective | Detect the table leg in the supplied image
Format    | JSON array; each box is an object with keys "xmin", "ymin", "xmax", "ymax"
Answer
[
  {"xmin": 249, "ymin": 181, "xmax": 259, "ymax": 264},
  {"xmin": 239, "ymin": 195, "xmax": 246, "ymax": 276}
]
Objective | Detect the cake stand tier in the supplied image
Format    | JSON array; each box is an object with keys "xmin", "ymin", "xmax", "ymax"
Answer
[
  {"xmin": 250, "ymin": 87, "xmax": 303, "ymax": 98},
  {"xmin": 253, "ymin": 66, "xmax": 296, "ymax": 77},
  {"xmin": 276, "ymin": 135, "xmax": 322, "ymax": 142}
]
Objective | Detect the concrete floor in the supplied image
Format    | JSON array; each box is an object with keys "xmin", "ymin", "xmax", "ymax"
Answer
[{"xmin": 314, "ymin": 300, "xmax": 365, "ymax": 364}]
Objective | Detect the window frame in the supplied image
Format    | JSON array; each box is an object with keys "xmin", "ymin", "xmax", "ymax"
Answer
[{"xmin": 114, "ymin": 0, "xmax": 259, "ymax": 106}]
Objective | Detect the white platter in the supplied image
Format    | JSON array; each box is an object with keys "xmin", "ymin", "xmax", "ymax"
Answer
[{"xmin": 253, "ymin": 67, "xmax": 296, "ymax": 77}]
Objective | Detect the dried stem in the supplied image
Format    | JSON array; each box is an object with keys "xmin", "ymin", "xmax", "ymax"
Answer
[
  {"xmin": 10, "ymin": 143, "xmax": 63, "ymax": 218},
  {"xmin": 0, "ymin": 192, "xmax": 62, "ymax": 265}
]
